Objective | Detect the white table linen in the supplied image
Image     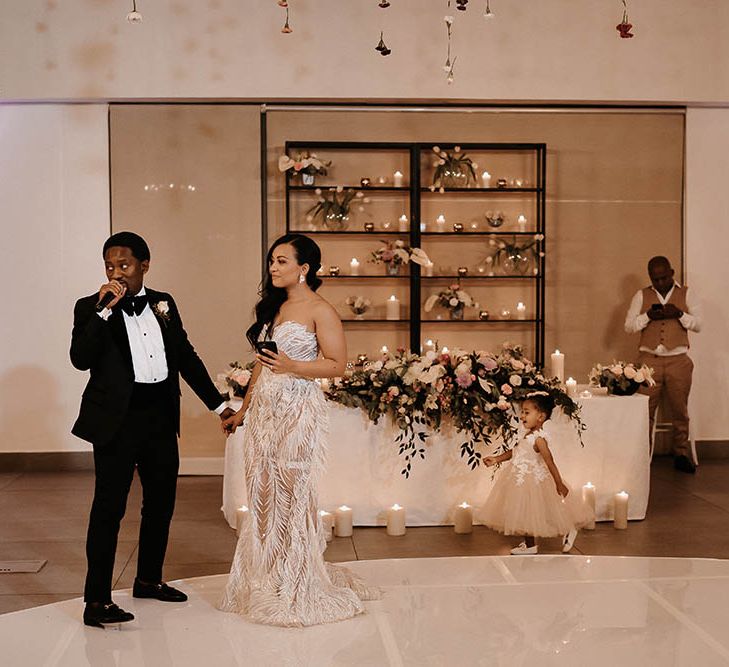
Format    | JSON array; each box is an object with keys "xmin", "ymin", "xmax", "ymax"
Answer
[{"xmin": 223, "ymin": 394, "xmax": 650, "ymax": 527}]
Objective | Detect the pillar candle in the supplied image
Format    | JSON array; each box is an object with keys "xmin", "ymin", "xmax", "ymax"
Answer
[
  {"xmin": 393, "ymin": 170, "xmax": 404, "ymax": 187},
  {"xmin": 386, "ymin": 295, "xmax": 400, "ymax": 320},
  {"xmin": 424, "ymin": 261, "xmax": 434, "ymax": 277},
  {"xmin": 516, "ymin": 302, "xmax": 526, "ymax": 320},
  {"xmin": 481, "ymin": 171, "xmax": 491, "ymax": 187},
  {"xmin": 423, "ymin": 339, "xmax": 435, "ymax": 353},
  {"xmin": 319, "ymin": 510, "xmax": 334, "ymax": 542},
  {"xmin": 517, "ymin": 214, "xmax": 527, "ymax": 232},
  {"xmin": 614, "ymin": 491, "xmax": 629, "ymax": 530},
  {"xmin": 386, "ymin": 503, "xmax": 406, "ymax": 536},
  {"xmin": 551, "ymin": 349, "xmax": 565, "ymax": 383},
  {"xmin": 235, "ymin": 505, "xmax": 249, "ymax": 536},
  {"xmin": 582, "ymin": 482, "xmax": 596, "ymax": 530},
  {"xmin": 453, "ymin": 502, "xmax": 473, "ymax": 534},
  {"xmin": 334, "ymin": 505, "xmax": 353, "ymax": 537},
  {"xmin": 398, "ymin": 215, "xmax": 409, "ymax": 232},
  {"xmin": 350, "ymin": 258, "xmax": 360, "ymax": 276},
  {"xmin": 566, "ymin": 377, "xmax": 578, "ymax": 397},
  {"xmin": 381, "ymin": 345, "xmax": 389, "ymax": 355},
  {"xmin": 436, "ymin": 214, "xmax": 446, "ymax": 227}
]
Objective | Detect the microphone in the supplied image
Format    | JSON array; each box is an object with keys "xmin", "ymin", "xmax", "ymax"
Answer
[{"xmin": 95, "ymin": 290, "xmax": 116, "ymax": 313}]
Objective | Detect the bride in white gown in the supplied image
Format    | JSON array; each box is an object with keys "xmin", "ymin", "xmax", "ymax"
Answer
[{"xmin": 218, "ymin": 234, "xmax": 380, "ymax": 627}]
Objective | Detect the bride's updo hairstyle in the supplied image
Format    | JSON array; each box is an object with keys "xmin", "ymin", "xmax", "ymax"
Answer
[{"xmin": 246, "ymin": 234, "xmax": 323, "ymax": 348}]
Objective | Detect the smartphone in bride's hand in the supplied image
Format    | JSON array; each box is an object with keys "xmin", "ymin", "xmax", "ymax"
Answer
[{"xmin": 255, "ymin": 341, "xmax": 278, "ymax": 356}]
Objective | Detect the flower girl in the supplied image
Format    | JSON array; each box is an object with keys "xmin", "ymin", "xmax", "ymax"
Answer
[{"xmin": 480, "ymin": 392, "xmax": 592, "ymax": 554}]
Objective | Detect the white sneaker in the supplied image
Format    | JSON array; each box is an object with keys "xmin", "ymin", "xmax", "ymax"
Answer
[
  {"xmin": 562, "ymin": 528, "xmax": 578, "ymax": 553},
  {"xmin": 510, "ymin": 542, "xmax": 538, "ymax": 555}
]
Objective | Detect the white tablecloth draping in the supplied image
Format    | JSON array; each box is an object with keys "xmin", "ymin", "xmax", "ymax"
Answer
[{"xmin": 222, "ymin": 394, "xmax": 650, "ymax": 528}]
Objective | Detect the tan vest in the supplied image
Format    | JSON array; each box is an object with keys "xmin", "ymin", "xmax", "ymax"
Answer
[{"xmin": 639, "ymin": 285, "xmax": 689, "ymax": 350}]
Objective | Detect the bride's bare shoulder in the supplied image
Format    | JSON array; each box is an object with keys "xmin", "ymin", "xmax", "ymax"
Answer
[{"xmin": 310, "ymin": 296, "xmax": 341, "ymax": 322}]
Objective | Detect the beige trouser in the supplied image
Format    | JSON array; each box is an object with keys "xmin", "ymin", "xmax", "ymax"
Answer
[{"xmin": 638, "ymin": 352, "xmax": 693, "ymax": 458}]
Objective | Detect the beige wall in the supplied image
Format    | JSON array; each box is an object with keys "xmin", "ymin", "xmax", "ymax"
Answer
[
  {"xmin": 267, "ymin": 109, "xmax": 684, "ymax": 381},
  {"xmin": 109, "ymin": 105, "xmax": 261, "ymax": 459},
  {"xmin": 0, "ymin": 104, "xmax": 109, "ymax": 452},
  {"xmin": 3, "ymin": 1, "xmax": 729, "ymax": 104}
]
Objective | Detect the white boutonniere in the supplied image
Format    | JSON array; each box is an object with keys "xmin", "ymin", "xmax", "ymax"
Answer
[{"xmin": 152, "ymin": 301, "xmax": 170, "ymax": 322}]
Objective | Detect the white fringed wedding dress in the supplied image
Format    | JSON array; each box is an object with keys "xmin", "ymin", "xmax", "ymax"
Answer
[{"xmin": 218, "ymin": 321, "xmax": 380, "ymax": 627}]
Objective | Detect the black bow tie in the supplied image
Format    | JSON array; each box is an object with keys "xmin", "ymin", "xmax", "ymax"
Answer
[{"xmin": 120, "ymin": 294, "xmax": 149, "ymax": 317}]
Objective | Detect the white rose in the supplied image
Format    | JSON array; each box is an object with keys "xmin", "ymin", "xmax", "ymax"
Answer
[
  {"xmin": 610, "ymin": 365, "xmax": 624, "ymax": 376},
  {"xmin": 634, "ymin": 371, "xmax": 645, "ymax": 383},
  {"xmin": 509, "ymin": 374, "xmax": 522, "ymax": 386},
  {"xmin": 623, "ymin": 365, "xmax": 637, "ymax": 380},
  {"xmin": 156, "ymin": 301, "xmax": 169, "ymax": 315},
  {"xmin": 449, "ymin": 298, "xmax": 459, "ymax": 307}
]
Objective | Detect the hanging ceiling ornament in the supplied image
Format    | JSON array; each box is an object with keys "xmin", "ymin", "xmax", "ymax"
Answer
[
  {"xmin": 278, "ymin": 0, "xmax": 288, "ymax": 6},
  {"xmin": 126, "ymin": 0, "xmax": 142, "ymax": 23},
  {"xmin": 281, "ymin": 4, "xmax": 293, "ymax": 33},
  {"xmin": 616, "ymin": 0, "xmax": 634, "ymax": 38},
  {"xmin": 456, "ymin": 0, "xmax": 468, "ymax": 11},
  {"xmin": 483, "ymin": 0, "xmax": 494, "ymax": 19},
  {"xmin": 375, "ymin": 31, "xmax": 392, "ymax": 56},
  {"xmin": 443, "ymin": 2, "xmax": 455, "ymax": 83},
  {"xmin": 378, "ymin": 0, "xmax": 391, "ymax": 7}
]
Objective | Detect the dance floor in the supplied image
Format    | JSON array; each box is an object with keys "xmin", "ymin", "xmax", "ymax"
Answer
[{"xmin": 3, "ymin": 555, "xmax": 729, "ymax": 666}]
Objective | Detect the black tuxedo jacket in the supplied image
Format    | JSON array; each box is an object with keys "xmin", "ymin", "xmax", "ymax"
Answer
[{"xmin": 70, "ymin": 287, "xmax": 222, "ymax": 447}]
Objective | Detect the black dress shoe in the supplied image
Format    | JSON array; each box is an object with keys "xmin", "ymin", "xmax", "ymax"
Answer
[
  {"xmin": 674, "ymin": 454, "xmax": 697, "ymax": 474},
  {"xmin": 133, "ymin": 579, "xmax": 188, "ymax": 602},
  {"xmin": 83, "ymin": 602, "xmax": 135, "ymax": 628}
]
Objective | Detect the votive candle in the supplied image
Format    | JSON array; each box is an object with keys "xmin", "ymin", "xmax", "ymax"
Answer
[
  {"xmin": 454, "ymin": 502, "xmax": 473, "ymax": 534},
  {"xmin": 386, "ymin": 503, "xmax": 406, "ymax": 536}
]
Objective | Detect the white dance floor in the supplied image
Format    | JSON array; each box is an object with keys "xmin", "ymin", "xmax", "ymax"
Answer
[{"xmin": 4, "ymin": 555, "xmax": 729, "ymax": 666}]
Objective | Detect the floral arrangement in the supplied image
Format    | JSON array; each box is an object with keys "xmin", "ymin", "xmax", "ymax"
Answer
[
  {"xmin": 589, "ymin": 361, "xmax": 655, "ymax": 396},
  {"xmin": 278, "ymin": 151, "xmax": 331, "ymax": 177},
  {"xmin": 218, "ymin": 361, "xmax": 255, "ymax": 399},
  {"xmin": 369, "ymin": 239, "xmax": 430, "ymax": 269},
  {"xmin": 345, "ymin": 296, "xmax": 371, "ymax": 318},
  {"xmin": 488, "ymin": 234, "xmax": 544, "ymax": 276},
  {"xmin": 424, "ymin": 283, "xmax": 478, "ymax": 319},
  {"xmin": 325, "ymin": 343, "xmax": 585, "ymax": 478},
  {"xmin": 306, "ymin": 187, "xmax": 363, "ymax": 230},
  {"xmin": 429, "ymin": 145, "xmax": 478, "ymax": 191}
]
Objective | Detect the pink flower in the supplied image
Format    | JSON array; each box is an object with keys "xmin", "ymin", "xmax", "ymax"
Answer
[
  {"xmin": 479, "ymin": 356, "xmax": 498, "ymax": 371},
  {"xmin": 500, "ymin": 383, "xmax": 513, "ymax": 396},
  {"xmin": 449, "ymin": 283, "xmax": 460, "ymax": 290},
  {"xmin": 456, "ymin": 372, "xmax": 473, "ymax": 388},
  {"xmin": 381, "ymin": 250, "xmax": 394, "ymax": 262}
]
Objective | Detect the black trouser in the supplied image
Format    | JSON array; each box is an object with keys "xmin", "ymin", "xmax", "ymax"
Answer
[{"xmin": 84, "ymin": 382, "xmax": 178, "ymax": 603}]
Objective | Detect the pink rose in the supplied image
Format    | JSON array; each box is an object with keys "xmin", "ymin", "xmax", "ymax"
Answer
[{"xmin": 500, "ymin": 383, "xmax": 513, "ymax": 396}]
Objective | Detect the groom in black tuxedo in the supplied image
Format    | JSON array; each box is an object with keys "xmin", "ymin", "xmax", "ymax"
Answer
[{"xmin": 71, "ymin": 231, "xmax": 234, "ymax": 627}]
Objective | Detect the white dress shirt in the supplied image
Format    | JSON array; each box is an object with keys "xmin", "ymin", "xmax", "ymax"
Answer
[
  {"xmin": 98, "ymin": 287, "xmax": 226, "ymax": 413},
  {"xmin": 624, "ymin": 282, "xmax": 702, "ymax": 356}
]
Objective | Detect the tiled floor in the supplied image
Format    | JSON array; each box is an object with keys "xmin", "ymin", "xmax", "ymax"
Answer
[{"xmin": 1, "ymin": 458, "xmax": 728, "ymax": 616}]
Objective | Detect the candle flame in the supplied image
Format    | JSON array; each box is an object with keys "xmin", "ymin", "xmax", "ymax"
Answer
[
  {"xmin": 391, "ymin": 503, "xmax": 402, "ymax": 510},
  {"xmin": 459, "ymin": 501, "xmax": 470, "ymax": 508},
  {"xmin": 338, "ymin": 505, "xmax": 351, "ymax": 511}
]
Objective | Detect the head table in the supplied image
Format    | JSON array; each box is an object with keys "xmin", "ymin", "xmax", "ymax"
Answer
[{"xmin": 222, "ymin": 393, "xmax": 650, "ymax": 528}]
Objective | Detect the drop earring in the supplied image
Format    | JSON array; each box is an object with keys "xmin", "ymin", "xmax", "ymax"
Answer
[{"xmin": 299, "ymin": 274, "xmax": 306, "ymax": 284}]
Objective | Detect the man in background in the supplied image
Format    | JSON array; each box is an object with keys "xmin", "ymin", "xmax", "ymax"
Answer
[{"xmin": 625, "ymin": 256, "xmax": 702, "ymax": 473}]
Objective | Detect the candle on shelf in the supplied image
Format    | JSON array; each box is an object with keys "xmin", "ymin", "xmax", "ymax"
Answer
[
  {"xmin": 393, "ymin": 170, "xmax": 404, "ymax": 187},
  {"xmin": 350, "ymin": 258, "xmax": 360, "ymax": 276},
  {"xmin": 382, "ymin": 221, "xmax": 392, "ymax": 230},
  {"xmin": 386, "ymin": 503, "xmax": 407, "ymax": 536},
  {"xmin": 614, "ymin": 491, "xmax": 629, "ymax": 530},
  {"xmin": 385, "ymin": 295, "xmax": 400, "ymax": 320},
  {"xmin": 334, "ymin": 505, "xmax": 353, "ymax": 537},
  {"xmin": 424, "ymin": 261, "xmax": 434, "ymax": 277},
  {"xmin": 360, "ymin": 177, "xmax": 371, "ymax": 188},
  {"xmin": 329, "ymin": 266, "xmax": 340, "ymax": 277},
  {"xmin": 516, "ymin": 302, "xmax": 526, "ymax": 320},
  {"xmin": 481, "ymin": 171, "xmax": 492, "ymax": 188},
  {"xmin": 423, "ymin": 339, "xmax": 435, "ymax": 353},
  {"xmin": 551, "ymin": 349, "xmax": 565, "ymax": 383},
  {"xmin": 478, "ymin": 310, "xmax": 490, "ymax": 321},
  {"xmin": 364, "ymin": 222, "xmax": 375, "ymax": 232},
  {"xmin": 453, "ymin": 223, "xmax": 464, "ymax": 232},
  {"xmin": 420, "ymin": 222, "xmax": 427, "ymax": 232},
  {"xmin": 566, "ymin": 377, "xmax": 578, "ymax": 397},
  {"xmin": 517, "ymin": 214, "xmax": 527, "ymax": 232},
  {"xmin": 398, "ymin": 214, "xmax": 409, "ymax": 232},
  {"xmin": 582, "ymin": 483, "xmax": 596, "ymax": 530},
  {"xmin": 500, "ymin": 308, "xmax": 511, "ymax": 320},
  {"xmin": 453, "ymin": 501, "xmax": 473, "ymax": 534},
  {"xmin": 458, "ymin": 267, "xmax": 468, "ymax": 277},
  {"xmin": 436, "ymin": 214, "xmax": 446, "ymax": 228},
  {"xmin": 376, "ymin": 176, "xmax": 388, "ymax": 185},
  {"xmin": 442, "ymin": 346, "xmax": 449, "ymax": 353},
  {"xmin": 235, "ymin": 505, "xmax": 249, "ymax": 536},
  {"xmin": 381, "ymin": 345, "xmax": 389, "ymax": 355},
  {"xmin": 319, "ymin": 510, "xmax": 334, "ymax": 542}
]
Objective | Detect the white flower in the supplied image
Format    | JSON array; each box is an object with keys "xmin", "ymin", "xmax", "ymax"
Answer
[
  {"xmin": 610, "ymin": 364, "xmax": 624, "ymax": 376},
  {"xmin": 509, "ymin": 374, "xmax": 522, "ymax": 386},
  {"xmin": 425, "ymin": 350, "xmax": 437, "ymax": 362},
  {"xmin": 623, "ymin": 365, "xmax": 637, "ymax": 380},
  {"xmin": 419, "ymin": 364, "xmax": 446, "ymax": 386},
  {"xmin": 126, "ymin": 10, "xmax": 143, "ymax": 23},
  {"xmin": 410, "ymin": 247, "xmax": 431, "ymax": 266},
  {"xmin": 449, "ymin": 297, "xmax": 459, "ymax": 307},
  {"xmin": 511, "ymin": 359, "xmax": 525, "ymax": 370},
  {"xmin": 156, "ymin": 301, "xmax": 169, "ymax": 314},
  {"xmin": 388, "ymin": 386, "xmax": 400, "ymax": 396},
  {"xmin": 634, "ymin": 371, "xmax": 645, "ymax": 383},
  {"xmin": 372, "ymin": 361, "xmax": 383, "ymax": 371},
  {"xmin": 444, "ymin": 15, "xmax": 454, "ymax": 25},
  {"xmin": 385, "ymin": 360, "xmax": 399, "ymax": 370},
  {"xmin": 424, "ymin": 294, "xmax": 439, "ymax": 312}
]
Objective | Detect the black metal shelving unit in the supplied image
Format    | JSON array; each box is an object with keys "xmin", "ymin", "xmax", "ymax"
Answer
[{"xmin": 283, "ymin": 141, "xmax": 547, "ymax": 366}]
